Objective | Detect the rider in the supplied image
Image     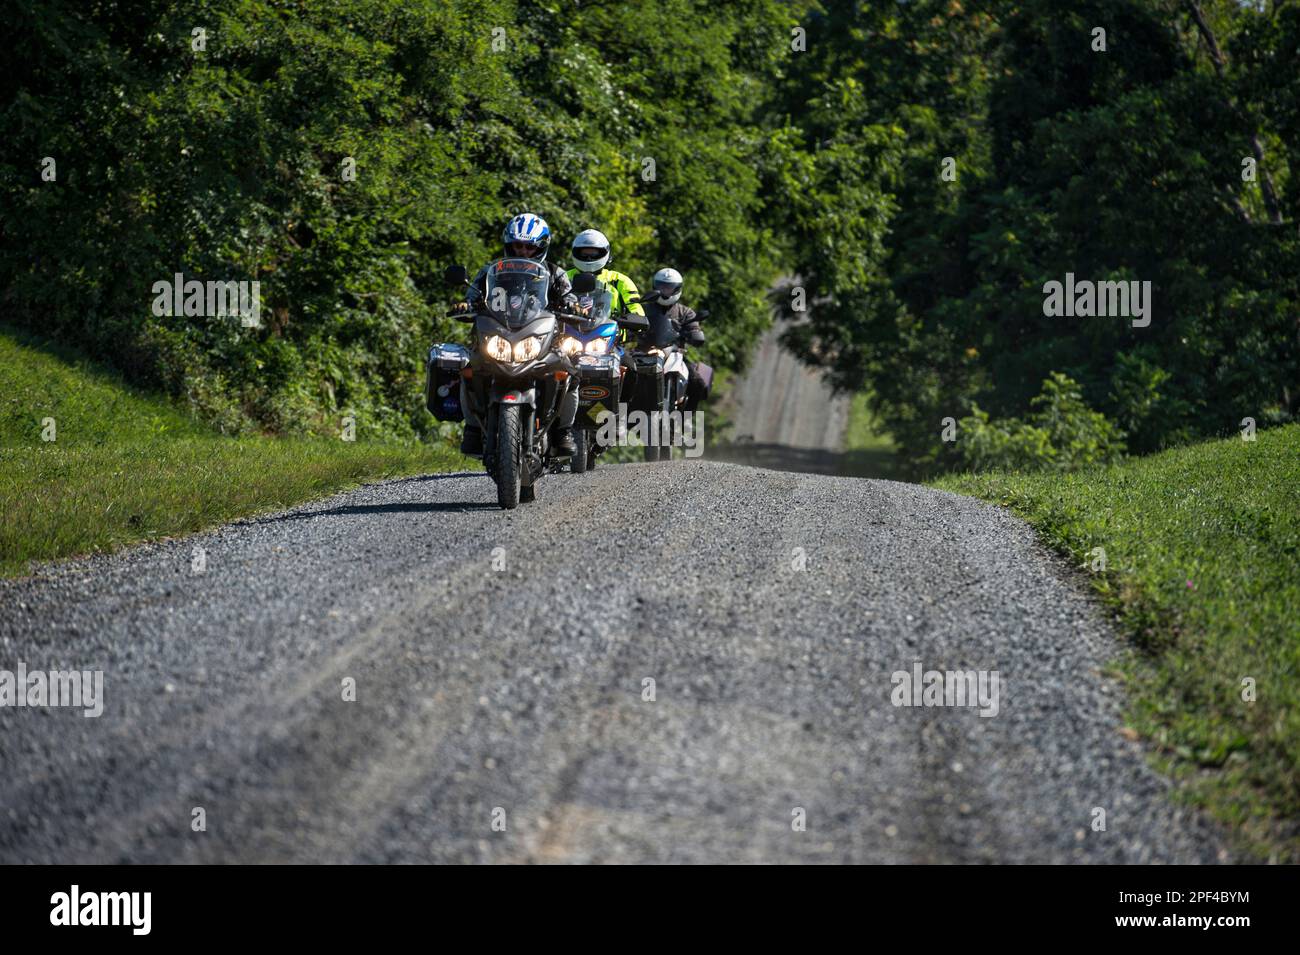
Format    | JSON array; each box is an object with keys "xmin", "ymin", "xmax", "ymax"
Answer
[
  {"xmin": 453, "ymin": 213, "xmax": 577, "ymax": 456},
  {"xmin": 564, "ymin": 230, "xmax": 645, "ymax": 331},
  {"xmin": 644, "ymin": 266, "xmax": 703, "ymax": 346},
  {"xmin": 642, "ymin": 267, "xmax": 706, "ymax": 406}
]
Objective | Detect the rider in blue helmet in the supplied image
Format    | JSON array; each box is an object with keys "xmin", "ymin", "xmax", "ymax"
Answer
[{"xmin": 453, "ymin": 213, "xmax": 577, "ymax": 456}]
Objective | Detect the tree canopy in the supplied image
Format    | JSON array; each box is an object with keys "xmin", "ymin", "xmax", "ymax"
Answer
[{"xmin": 4, "ymin": 0, "xmax": 1295, "ymax": 465}]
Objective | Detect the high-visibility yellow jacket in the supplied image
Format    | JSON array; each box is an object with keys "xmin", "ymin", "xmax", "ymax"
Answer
[{"xmin": 564, "ymin": 268, "xmax": 645, "ymax": 317}]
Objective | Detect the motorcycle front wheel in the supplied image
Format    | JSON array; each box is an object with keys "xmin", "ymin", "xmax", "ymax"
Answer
[
  {"xmin": 495, "ymin": 403, "xmax": 522, "ymax": 509},
  {"xmin": 655, "ymin": 390, "xmax": 675, "ymax": 462}
]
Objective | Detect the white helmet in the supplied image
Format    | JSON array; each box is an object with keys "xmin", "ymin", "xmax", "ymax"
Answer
[
  {"xmin": 651, "ymin": 267, "xmax": 683, "ymax": 305},
  {"xmin": 571, "ymin": 229, "xmax": 611, "ymax": 273}
]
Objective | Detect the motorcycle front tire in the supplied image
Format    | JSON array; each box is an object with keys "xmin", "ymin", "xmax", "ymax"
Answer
[{"xmin": 496, "ymin": 404, "xmax": 522, "ymax": 509}]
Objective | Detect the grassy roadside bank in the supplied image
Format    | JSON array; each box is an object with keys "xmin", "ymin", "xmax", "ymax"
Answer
[
  {"xmin": 0, "ymin": 327, "xmax": 465, "ymax": 578},
  {"xmin": 937, "ymin": 425, "xmax": 1300, "ymax": 861}
]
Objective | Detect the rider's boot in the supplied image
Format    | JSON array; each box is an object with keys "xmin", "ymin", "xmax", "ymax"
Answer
[{"xmin": 550, "ymin": 381, "xmax": 579, "ymax": 455}]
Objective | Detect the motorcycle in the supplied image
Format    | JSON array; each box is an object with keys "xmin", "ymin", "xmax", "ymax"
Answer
[
  {"xmin": 625, "ymin": 301, "xmax": 710, "ymax": 462},
  {"xmin": 437, "ymin": 259, "xmax": 584, "ymax": 509},
  {"xmin": 555, "ymin": 275, "xmax": 649, "ymax": 473}
]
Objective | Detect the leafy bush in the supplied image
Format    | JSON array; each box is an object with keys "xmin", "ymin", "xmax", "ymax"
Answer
[{"xmin": 954, "ymin": 373, "xmax": 1126, "ymax": 473}]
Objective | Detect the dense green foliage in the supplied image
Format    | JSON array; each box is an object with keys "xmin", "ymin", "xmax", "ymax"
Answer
[
  {"xmin": 939, "ymin": 425, "xmax": 1300, "ymax": 860},
  {"xmin": 0, "ymin": 325, "xmax": 463, "ymax": 575},
  {"xmin": 4, "ymin": 1, "xmax": 1295, "ymax": 466},
  {"xmin": 2, "ymin": 0, "xmax": 802, "ymax": 440},
  {"xmin": 777, "ymin": 0, "xmax": 1299, "ymax": 474}
]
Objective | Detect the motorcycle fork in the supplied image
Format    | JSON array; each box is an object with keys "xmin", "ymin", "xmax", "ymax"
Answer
[
  {"xmin": 484, "ymin": 401, "xmax": 500, "ymax": 476},
  {"xmin": 521, "ymin": 403, "xmax": 535, "ymax": 466}
]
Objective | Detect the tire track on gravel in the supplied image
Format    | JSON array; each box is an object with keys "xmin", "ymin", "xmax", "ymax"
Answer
[{"xmin": 0, "ymin": 461, "xmax": 1233, "ymax": 863}]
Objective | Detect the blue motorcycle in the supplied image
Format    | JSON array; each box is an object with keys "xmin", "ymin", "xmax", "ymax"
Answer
[{"xmin": 555, "ymin": 280, "xmax": 647, "ymax": 472}]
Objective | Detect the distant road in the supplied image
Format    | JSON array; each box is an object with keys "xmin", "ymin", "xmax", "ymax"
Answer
[{"xmin": 711, "ymin": 319, "xmax": 851, "ymax": 474}]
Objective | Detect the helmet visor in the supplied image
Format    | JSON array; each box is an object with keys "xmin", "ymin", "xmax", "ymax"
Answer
[
  {"xmin": 506, "ymin": 240, "xmax": 543, "ymax": 258},
  {"xmin": 573, "ymin": 245, "xmax": 608, "ymax": 262}
]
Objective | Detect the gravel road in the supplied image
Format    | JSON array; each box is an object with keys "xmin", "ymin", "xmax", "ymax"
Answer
[{"xmin": 0, "ymin": 461, "xmax": 1229, "ymax": 863}]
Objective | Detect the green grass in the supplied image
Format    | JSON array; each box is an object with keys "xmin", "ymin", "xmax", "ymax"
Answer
[
  {"xmin": 0, "ymin": 326, "xmax": 465, "ymax": 577},
  {"xmin": 937, "ymin": 425, "xmax": 1300, "ymax": 860}
]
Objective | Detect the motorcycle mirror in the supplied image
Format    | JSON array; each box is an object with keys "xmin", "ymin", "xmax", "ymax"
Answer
[
  {"xmin": 444, "ymin": 265, "xmax": 469, "ymax": 286},
  {"xmin": 571, "ymin": 272, "xmax": 598, "ymax": 293},
  {"xmin": 695, "ymin": 309, "xmax": 710, "ymax": 321}
]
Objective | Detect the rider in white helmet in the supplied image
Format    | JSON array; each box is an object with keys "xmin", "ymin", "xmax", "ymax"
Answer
[
  {"xmin": 650, "ymin": 267, "xmax": 684, "ymax": 305},
  {"xmin": 641, "ymin": 265, "xmax": 705, "ymax": 353},
  {"xmin": 565, "ymin": 229, "xmax": 645, "ymax": 322}
]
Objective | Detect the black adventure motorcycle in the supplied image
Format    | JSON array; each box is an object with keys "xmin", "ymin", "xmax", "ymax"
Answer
[
  {"xmin": 625, "ymin": 301, "xmax": 711, "ymax": 461},
  {"xmin": 431, "ymin": 258, "xmax": 587, "ymax": 509}
]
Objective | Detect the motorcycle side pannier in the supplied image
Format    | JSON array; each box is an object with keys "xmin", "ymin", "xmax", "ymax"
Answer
[
  {"xmin": 684, "ymin": 360, "xmax": 714, "ymax": 410},
  {"xmin": 574, "ymin": 354, "xmax": 621, "ymax": 427},
  {"xmin": 626, "ymin": 354, "xmax": 665, "ymax": 413},
  {"xmin": 425, "ymin": 343, "xmax": 471, "ymax": 421}
]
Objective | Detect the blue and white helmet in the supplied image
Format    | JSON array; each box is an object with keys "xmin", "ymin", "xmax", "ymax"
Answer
[{"xmin": 502, "ymin": 213, "xmax": 551, "ymax": 261}]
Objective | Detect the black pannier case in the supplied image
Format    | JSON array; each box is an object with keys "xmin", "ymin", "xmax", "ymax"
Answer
[
  {"xmin": 626, "ymin": 354, "xmax": 665, "ymax": 413},
  {"xmin": 425, "ymin": 343, "xmax": 471, "ymax": 422},
  {"xmin": 574, "ymin": 354, "xmax": 621, "ymax": 428},
  {"xmin": 684, "ymin": 360, "xmax": 714, "ymax": 410}
]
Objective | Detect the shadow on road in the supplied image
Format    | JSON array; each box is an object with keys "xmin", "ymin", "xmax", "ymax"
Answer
[
  {"xmin": 383, "ymin": 471, "xmax": 481, "ymax": 485},
  {"xmin": 248, "ymin": 498, "xmax": 496, "ymax": 524}
]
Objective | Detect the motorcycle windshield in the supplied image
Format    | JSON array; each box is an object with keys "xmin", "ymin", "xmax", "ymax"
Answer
[
  {"xmin": 570, "ymin": 287, "xmax": 615, "ymax": 332},
  {"xmin": 641, "ymin": 302, "xmax": 678, "ymax": 349},
  {"xmin": 484, "ymin": 258, "xmax": 550, "ymax": 328}
]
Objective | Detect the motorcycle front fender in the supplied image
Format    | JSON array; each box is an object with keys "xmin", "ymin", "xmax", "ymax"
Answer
[
  {"xmin": 490, "ymin": 382, "xmax": 537, "ymax": 407},
  {"xmin": 663, "ymin": 351, "xmax": 689, "ymax": 380}
]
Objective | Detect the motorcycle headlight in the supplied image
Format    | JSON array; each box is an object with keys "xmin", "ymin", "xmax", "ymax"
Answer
[
  {"xmin": 558, "ymin": 336, "xmax": 582, "ymax": 357},
  {"xmin": 645, "ymin": 346, "xmax": 665, "ymax": 357},
  {"xmin": 584, "ymin": 338, "xmax": 609, "ymax": 356},
  {"xmin": 512, "ymin": 336, "xmax": 542, "ymax": 362},
  {"xmin": 483, "ymin": 335, "xmax": 512, "ymax": 362}
]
